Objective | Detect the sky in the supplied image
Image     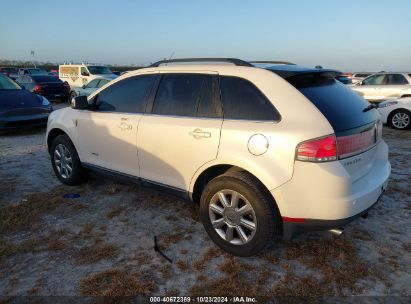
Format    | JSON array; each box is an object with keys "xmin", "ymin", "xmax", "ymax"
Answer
[{"xmin": 1, "ymin": 0, "xmax": 411, "ymax": 71}]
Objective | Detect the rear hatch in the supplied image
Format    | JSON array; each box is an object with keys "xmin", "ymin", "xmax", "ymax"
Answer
[{"xmin": 271, "ymin": 69, "xmax": 382, "ymax": 180}]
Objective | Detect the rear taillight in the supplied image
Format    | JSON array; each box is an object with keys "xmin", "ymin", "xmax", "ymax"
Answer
[
  {"xmin": 297, "ymin": 122, "xmax": 380, "ymax": 162},
  {"xmin": 296, "ymin": 135, "xmax": 337, "ymax": 162},
  {"xmin": 33, "ymin": 85, "xmax": 43, "ymax": 92}
]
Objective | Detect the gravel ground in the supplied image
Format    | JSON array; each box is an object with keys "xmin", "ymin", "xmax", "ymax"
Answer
[{"xmin": 0, "ymin": 107, "xmax": 410, "ymax": 300}]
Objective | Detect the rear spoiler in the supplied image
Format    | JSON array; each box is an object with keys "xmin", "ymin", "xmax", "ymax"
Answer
[{"xmin": 270, "ymin": 69, "xmax": 341, "ymax": 79}]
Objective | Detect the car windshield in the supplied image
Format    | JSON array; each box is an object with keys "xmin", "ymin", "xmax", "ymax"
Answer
[
  {"xmin": 0, "ymin": 75, "xmax": 21, "ymax": 90},
  {"xmin": 29, "ymin": 69, "xmax": 48, "ymax": 75},
  {"xmin": 87, "ymin": 66, "xmax": 112, "ymax": 75}
]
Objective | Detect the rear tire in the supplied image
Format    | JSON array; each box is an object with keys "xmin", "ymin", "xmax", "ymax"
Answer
[
  {"xmin": 389, "ymin": 109, "xmax": 410, "ymax": 130},
  {"xmin": 50, "ymin": 135, "xmax": 88, "ymax": 185},
  {"xmin": 69, "ymin": 91, "xmax": 77, "ymax": 103},
  {"xmin": 199, "ymin": 171, "xmax": 282, "ymax": 257}
]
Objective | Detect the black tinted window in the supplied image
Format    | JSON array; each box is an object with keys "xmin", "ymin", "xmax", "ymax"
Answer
[
  {"xmin": 288, "ymin": 74, "xmax": 379, "ymax": 133},
  {"xmin": 152, "ymin": 74, "xmax": 206, "ymax": 117},
  {"xmin": 220, "ymin": 76, "xmax": 280, "ymax": 121},
  {"xmin": 95, "ymin": 75, "xmax": 156, "ymax": 113},
  {"xmin": 386, "ymin": 74, "xmax": 408, "ymax": 85}
]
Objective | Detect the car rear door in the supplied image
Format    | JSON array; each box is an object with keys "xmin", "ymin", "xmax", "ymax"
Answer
[
  {"xmin": 379, "ymin": 73, "xmax": 410, "ymax": 99},
  {"xmin": 77, "ymin": 74, "xmax": 157, "ymax": 176},
  {"xmin": 137, "ymin": 72, "xmax": 222, "ymax": 192}
]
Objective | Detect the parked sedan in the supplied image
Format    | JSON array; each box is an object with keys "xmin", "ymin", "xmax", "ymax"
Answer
[
  {"xmin": 16, "ymin": 75, "xmax": 70, "ymax": 102},
  {"xmin": 70, "ymin": 77, "xmax": 111, "ymax": 98},
  {"xmin": 0, "ymin": 74, "xmax": 52, "ymax": 130},
  {"xmin": 378, "ymin": 97, "xmax": 411, "ymax": 130},
  {"xmin": 351, "ymin": 72, "xmax": 411, "ymax": 103},
  {"xmin": 0, "ymin": 67, "xmax": 18, "ymax": 78}
]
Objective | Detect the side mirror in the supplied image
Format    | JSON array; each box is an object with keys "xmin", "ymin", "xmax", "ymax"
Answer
[
  {"xmin": 82, "ymin": 85, "xmax": 86, "ymax": 89},
  {"xmin": 70, "ymin": 96, "xmax": 89, "ymax": 110}
]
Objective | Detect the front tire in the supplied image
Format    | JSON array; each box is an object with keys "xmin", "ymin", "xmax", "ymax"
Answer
[
  {"xmin": 50, "ymin": 135, "xmax": 88, "ymax": 185},
  {"xmin": 389, "ymin": 109, "xmax": 410, "ymax": 130},
  {"xmin": 199, "ymin": 171, "xmax": 282, "ymax": 257}
]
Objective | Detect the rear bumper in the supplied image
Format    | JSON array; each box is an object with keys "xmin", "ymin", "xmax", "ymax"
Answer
[
  {"xmin": 38, "ymin": 92, "xmax": 69, "ymax": 101},
  {"xmin": 271, "ymin": 140, "xmax": 391, "ymax": 239},
  {"xmin": 282, "ymin": 187, "xmax": 386, "ymax": 240}
]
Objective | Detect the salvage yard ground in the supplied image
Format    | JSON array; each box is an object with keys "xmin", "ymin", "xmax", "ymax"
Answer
[{"xmin": 0, "ymin": 104, "xmax": 410, "ymax": 298}]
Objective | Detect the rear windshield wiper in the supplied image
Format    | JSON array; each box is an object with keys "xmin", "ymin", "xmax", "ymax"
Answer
[{"xmin": 363, "ymin": 103, "xmax": 378, "ymax": 112}]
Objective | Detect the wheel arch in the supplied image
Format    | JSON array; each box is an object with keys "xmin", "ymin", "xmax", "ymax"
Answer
[
  {"xmin": 47, "ymin": 128, "xmax": 69, "ymax": 154},
  {"xmin": 190, "ymin": 163, "xmax": 283, "ymax": 216}
]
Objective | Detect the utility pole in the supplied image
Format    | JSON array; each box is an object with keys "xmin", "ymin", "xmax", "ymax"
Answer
[{"xmin": 30, "ymin": 50, "xmax": 36, "ymax": 68}]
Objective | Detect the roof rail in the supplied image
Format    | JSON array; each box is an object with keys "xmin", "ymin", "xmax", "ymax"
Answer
[
  {"xmin": 249, "ymin": 61, "xmax": 296, "ymax": 65},
  {"xmin": 149, "ymin": 58, "xmax": 253, "ymax": 67}
]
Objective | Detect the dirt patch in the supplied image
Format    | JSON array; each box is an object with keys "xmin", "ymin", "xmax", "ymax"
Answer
[
  {"xmin": 77, "ymin": 242, "xmax": 120, "ymax": 264},
  {"xmin": 0, "ymin": 185, "xmax": 85, "ymax": 234},
  {"xmin": 79, "ymin": 268, "xmax": 156, "ymax": 297}
]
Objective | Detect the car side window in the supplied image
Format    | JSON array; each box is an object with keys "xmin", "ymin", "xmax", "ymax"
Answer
[
  {"xmin": 152, "ymin": 74, "xmax": 207, "ymax": 117},
  {"xmin": 93, "ymin": 75, "xmax": 156, "ymax": 113},
  {"xmin": 362, "ymin": 74, "xmax": 386, "ymax": 85},
  {"xmin": 196, "ymin": 76, "xmax": 217, "ymax": 118},
  {"xmin": 220, "ymin": 76, "xmax": 280, "ymax": 121},
  {"xmin": 81, "ymin": 67, "xmax": 89, "ymax": 76},
  {"xmin": 386, "ymin": 74, "xmax": 408, "ymax": 85}
]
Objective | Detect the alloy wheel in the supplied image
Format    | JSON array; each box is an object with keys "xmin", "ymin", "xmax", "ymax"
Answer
[
  {"xmin": 54, "ymin": 144, "xmax": 73, "ymax": 179},
  {"xmin": 392, "ymin": 112, "xmax": 410, "ymax": 129},
  {"xmin": 209, "ymin": 189, "xmax": 257, "ymax": 245}
]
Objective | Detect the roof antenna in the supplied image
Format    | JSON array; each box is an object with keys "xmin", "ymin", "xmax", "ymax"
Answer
[{"xmin": 168, "ymin": 51, "xmax": 175, "ymax": 61}]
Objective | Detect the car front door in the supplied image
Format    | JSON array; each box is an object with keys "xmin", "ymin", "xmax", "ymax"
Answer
[
  {"xmin": 137, "ymin": 72, "xmax": 223, "ymax": 192},
  {"xmin": 355, "ymin": 74, "xmax": 386, "ymax": 101},
  {"xmin": 379, "ymin": 74, "xmax": 410, "ymax": 99},
  {"xmin": 77, "ymin": 74, "xmax": 157, "ymax": 176}
]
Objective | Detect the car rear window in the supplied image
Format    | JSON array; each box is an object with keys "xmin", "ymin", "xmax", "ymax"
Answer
[
  {"xmin": 32, "ymin": 76, "xmax": 62, "ymax": 83},
  {"xmin": 285, "ymin": 73, "xmax": 379, "ymax": 133}
]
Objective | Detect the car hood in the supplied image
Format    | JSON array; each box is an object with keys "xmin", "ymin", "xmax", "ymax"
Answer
[{"xmin": 0, "ymin": 90, "xmax": 42, "ymax": 111}]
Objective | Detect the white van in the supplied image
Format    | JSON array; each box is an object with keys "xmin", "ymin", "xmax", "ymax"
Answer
[{"xmin": 58, "ymin": 63, "xmax": 117, "ymax": 89}]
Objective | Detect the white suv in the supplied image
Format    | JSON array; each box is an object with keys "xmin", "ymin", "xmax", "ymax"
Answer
[
  {"xmin": 46, "ymin": 58, "xmax": 391, "ymax": 256},
  {"xmin": 351, "ymin": 72, "xmax": 411, "ymax": 102}
]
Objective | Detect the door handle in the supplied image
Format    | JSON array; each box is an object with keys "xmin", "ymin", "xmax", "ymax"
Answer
[
  {"xmin": 117, "ymin": 122, "xmax": 132, "ymax": 130},
  {"xmin": 190, "ymin": 128, "xmax": 211, "ymax": 139}
]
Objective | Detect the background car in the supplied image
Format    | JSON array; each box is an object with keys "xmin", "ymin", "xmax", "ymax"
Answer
[
  {"xmin": 16, "ymin": 75, "xmax": 70, "ymax": 103},
  {"xmin": 351, "ymin": 72, "xmax": 373, "ymax": 84},
  {"xmin": 48, "ymin": 70, "xmax": 59, "ymax": 78},
  {"xmin": 335, "ymin": 74, "xmax": 352, "ymax": 84},
  {"xmin": 0, "ymin": 67, "xmax": 18, "ymax": 78},
  {"xmin": 350, "ymin": 72, "xmax": 411, "ymax": 103},
  {"xmin": 70, "ymin": 77, "xmax": 111, "ymax": 98},
  {"xmin": 378, "ymin": 97, "xmax": 411, "ymax": 130},
  {"xmin": 17, "ymin": 68, "xmax": 49, "ymax": 76},
  {"xmin": 0, "ymin": 74, "xmax": 52, "ymax": 130}
]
